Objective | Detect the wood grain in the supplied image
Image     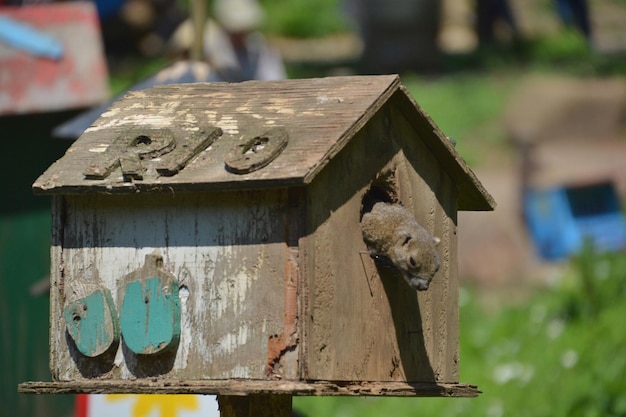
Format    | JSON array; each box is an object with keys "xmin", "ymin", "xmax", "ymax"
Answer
[
  {"xmin": 34, "ymin": 76, "xmax": 400, "ymax": 194},
  {"xmin": 302, "ymin": 106, "xmax": 460, "ymax": 383},
  {"xmin": 19, "ymin": 380, "xmax": 481, "ymax": 397},
  {"xmin": 32, "ymin": 75, "xmax": 493, "ymax": 212},
  {"xmin": 50, "ymin": 190, "xmax": 291, "ymax": 381}
]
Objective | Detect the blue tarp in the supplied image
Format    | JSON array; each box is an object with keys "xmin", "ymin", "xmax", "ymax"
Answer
[{"xmin": 524, "ymin": 182, "xmax": 626, "ymax": 260}]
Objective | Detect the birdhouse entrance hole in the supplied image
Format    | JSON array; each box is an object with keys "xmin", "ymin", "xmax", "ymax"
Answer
[{"xmin": 360, "ymin": 169, "xmax": 399, "ymax": 220}]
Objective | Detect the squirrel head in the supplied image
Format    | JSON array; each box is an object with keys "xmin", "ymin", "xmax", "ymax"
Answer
[{"xmin": 392, "ymin": 231, "xmax": 441, "ymax": 291}]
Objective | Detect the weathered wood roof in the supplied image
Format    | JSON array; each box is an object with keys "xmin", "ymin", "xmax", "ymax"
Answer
[{"xmin": 33, "ymin": 75, "xmax": 494, "ymax": 211}]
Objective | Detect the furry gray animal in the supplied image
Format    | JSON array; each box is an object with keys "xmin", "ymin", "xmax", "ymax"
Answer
[{"xmin": 361, "ymin": 202, "xmax": 441, "ymax": 291}]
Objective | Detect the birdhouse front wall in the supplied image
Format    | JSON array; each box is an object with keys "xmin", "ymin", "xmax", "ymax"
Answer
[
  {"xmin": 50, "ymin": 189, "xmax": 294, "ymax": 381},
  {"xmin": 301, "ymin": 105, "xmax": 460, "ymax": 384}
]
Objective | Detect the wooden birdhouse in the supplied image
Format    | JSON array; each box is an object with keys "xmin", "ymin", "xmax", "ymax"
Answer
[{"xmin": 24, "ymin": 75, "xmax": 494, "ymax": 402}]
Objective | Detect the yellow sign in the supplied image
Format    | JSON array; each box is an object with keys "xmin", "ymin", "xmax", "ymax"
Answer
[{"xmin": 78, "ymin": 394, "xmax": 219, "ymax": 417}]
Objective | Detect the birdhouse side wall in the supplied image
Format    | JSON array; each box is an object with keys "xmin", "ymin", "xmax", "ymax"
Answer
[
  {"xmin": 49, "ymin": 190, "xmax": 293, "ymax": 381},
  {"xmin": 301, "ymin": 105, "xmax": 459, "ymax": 383},
  {"xmin": 391, "ymin": 102, "xmax": 460, "ymax": 383}
]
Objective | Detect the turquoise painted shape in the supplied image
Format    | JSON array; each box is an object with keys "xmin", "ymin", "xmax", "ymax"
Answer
[
  {"xmin": 120, "ymin": 276, "xmax": 181, "ymax": 355},
  {"xmin": 63, "ymin": 288, "xmax": 119, "ymax": 357}
]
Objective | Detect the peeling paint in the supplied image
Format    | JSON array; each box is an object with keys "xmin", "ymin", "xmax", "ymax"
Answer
[
  {"xmin": 114, "ymin": 348, "xmax": 124, "ymax": 366},
  {"xmin": 175, "ymin": 283, "xmax": 192, "ymax": 370},
  {"xmin": 184, "ymin": 113, "xmax": 198, "ymax": 125},
  {"xmin": 85, "ymin": 114, "xmax": 175, "ymax": 132},
  {"xmin": 200, "ymin": 110, "xmax": 242, "ymax": 134},
  {"xmin": 218, "ymin": 115, "xmax": 239, "ymax": 135},
  {"xmin": 265, "ymin": 242, "xmax": 299, "ymax": 377},
  {"xmin": 214, "ymin": 324, "xmax": 250, "ymax": 356},
  {"xmin": 317, "ymin": 95, "xmax": 344, "ymax": 104},
  {"xmin": 229, "ymin": 365, "xmax": 253, "ymax": 379},
  {"xmin": 101, "ymin": 108, "xmax": 120, "ymax": 118},
  {"xmin": 271, "ymin": 107, "xmax": 295, "ymax": 115},
  {"xmin": 88, "ymin": 144, "xmax": 109, "ymax": 153},
  {"xmin": 53, "ymin": 191, "xmax": 289, "ymax": 381}
]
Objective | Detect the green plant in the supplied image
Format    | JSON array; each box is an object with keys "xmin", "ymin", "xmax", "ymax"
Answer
[
  {"xmin": 294, "ymin": 249, "xmax": 626, "ymax": 417},
  {"xmin": 402, "ymin": 73, "xmax": 516, "ymax": 166},
  {"xmin": 259, "ymin": 0, "xmax": 347, "ymax": 38}
]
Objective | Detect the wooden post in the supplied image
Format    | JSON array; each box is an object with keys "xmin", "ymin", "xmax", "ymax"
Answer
[
  {"xmin": 217, "ymin": 394, "xmax": 292, "ymax": 417},
  {"xmin": 191, "ymin": 0, "xmax": 206, "ymax": 61}
]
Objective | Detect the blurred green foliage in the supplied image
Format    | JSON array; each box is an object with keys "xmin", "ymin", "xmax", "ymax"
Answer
[
  {"xmin": 402, "ymin": 73, "xmax": 515, "ymax": 167},
  {"xmin": 294, "ymin": 247, "xmax": 626, "ymax": 417},
  {"xmin": 259, "ymin": 0, "xmax": 347, "ymax": 38}
]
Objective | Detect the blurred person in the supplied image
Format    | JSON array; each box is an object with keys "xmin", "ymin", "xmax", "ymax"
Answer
[
  {"xmin": 209, "ymin": 0, "xmax": 286, "ymax": 81},
  {"xmin": 554, "ymin": 0, "xmax": 592, "ymax": 42},
  {"xmin": 346, "ymin": 0, "xmax": 442, "ymax": 73},
  {"xmin": 170, "ymin": 0, "xmax": 286, "ymax": 82},
  {"xmin": 98, "ymin": 0, "xmax": 187, "ymax": 64},
  {"xmin": 475, "ymin": 0, "xmax": 518, "ymax": 46}
]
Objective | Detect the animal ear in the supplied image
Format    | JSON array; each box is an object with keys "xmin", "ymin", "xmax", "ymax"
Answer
[{"xmin": 432, "ymin": 236, "xmax": 441, "ymax": 246}]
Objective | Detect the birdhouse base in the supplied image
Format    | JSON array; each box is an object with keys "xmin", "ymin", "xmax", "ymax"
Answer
[{"xmin": 19, "ymin": 380, "xmax": 480, "ymax": 397}]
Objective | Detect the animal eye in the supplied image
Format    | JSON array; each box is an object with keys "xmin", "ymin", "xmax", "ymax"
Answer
[
  {"xmin": 402, "ymin": 235, "xmax": 411, "ymax": 246},
  {"xmin": 409, "ymin": 257, "xmax": 416, "ymax": 267}
]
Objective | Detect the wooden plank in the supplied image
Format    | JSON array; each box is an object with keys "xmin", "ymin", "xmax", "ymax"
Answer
[
  {"xmin": 224, "ymin": 127, "xmax": 289, "ymax": 175},
  {"xmin": 392, "ymin": 87, "xmax": 496, "ymax": 212},
  {"xmin": 217, "ymin": 394, "xmax": 292, "ymax": 417},
  {"xmin": 303, "ymin": 107, "xmax": 442, "ymax": 383},
  {"xmin": 50, "ymin": 190, "xmax": 291, "ymax": 381},
  {"xmin": 63, "ymin": 286, "xmax": 119, "ymax": 358},
  {"xmin": 19, "ymin": 380, "xmax": 481, "ymax": 397},
  {"xmin": 303, "ymin": 108, "xmax": 402, "ymax": 383},
  {"xmin": 33, "ymin": 75, "xmax": 400, "ymax": 194},
  {"xmin": 50, "ymin": 195, "xmax": 65, "ymax": 381},
  {"xmin": 32, "ymin": 75, "xmax": 493, "ymax": 214},
  {"xmin": 391, "ymin": 104, "xmax": 460, "ymax": 383},
  {"xmin": 302, "ymin": 103, "xmax": 460, "ymax": 384},
  {"xmin": 265, "ymin": 189, "xmax": 302, "ymax": 379},
  {"xmin": 118, "ymin": 253, "xmax": 181, "ymax": 356}
]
